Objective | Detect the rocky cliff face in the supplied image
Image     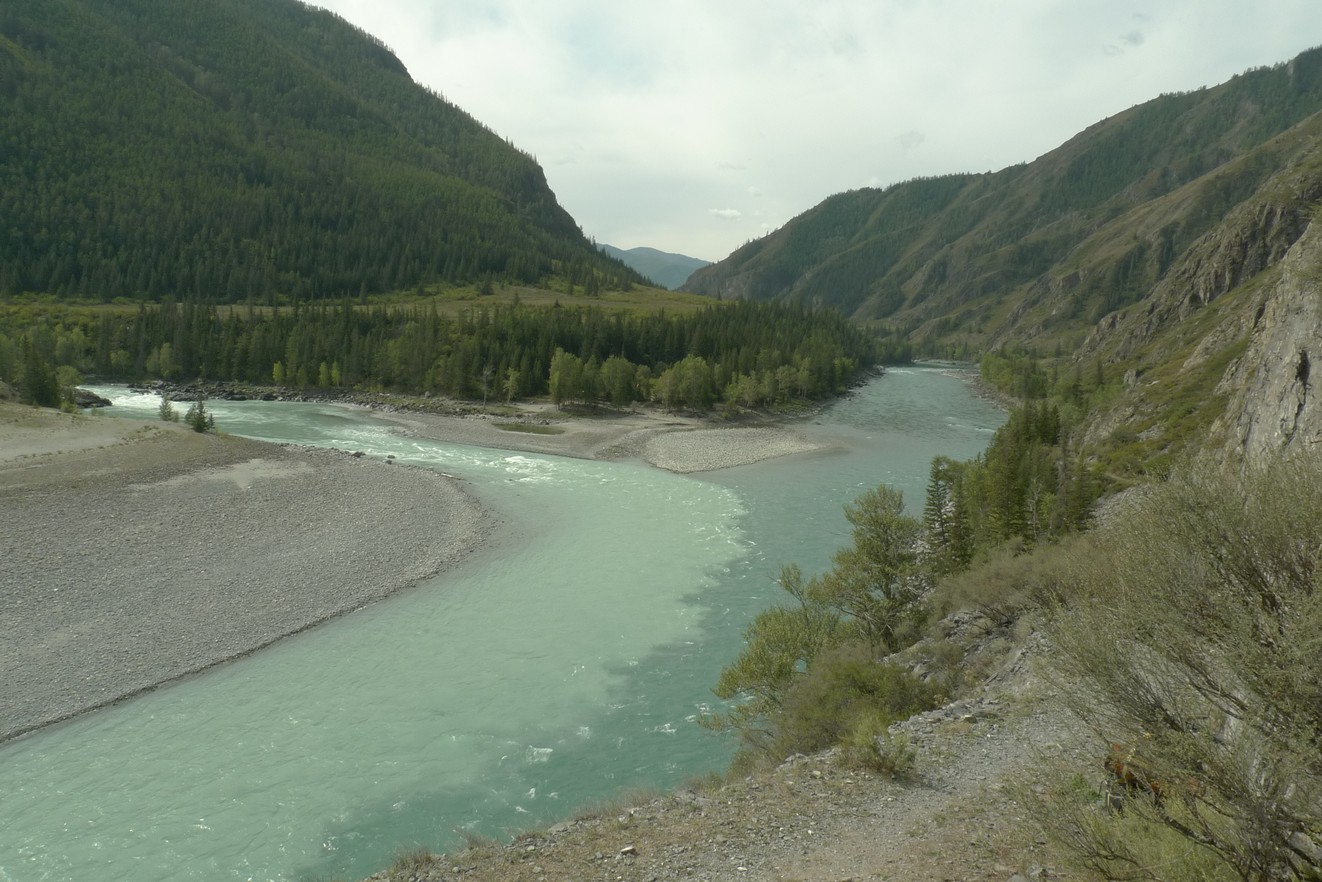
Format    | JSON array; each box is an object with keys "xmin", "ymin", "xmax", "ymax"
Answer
[
  {"xmin": 1067, "ymin": 126, "xmax": 1322, "ymax": 468},
  {"xmin": 1213, "ymin": 219, "xmax": 1322, "ymax": 463}
]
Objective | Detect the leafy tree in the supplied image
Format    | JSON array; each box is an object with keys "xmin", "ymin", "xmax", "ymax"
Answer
[
  {"xmin": 478, "ymin": 363, "xmax": 495, "ymax": 405},
  {"xmin": 599, "ymin": 355, "xmax": 637, "ymax": 407},
  {"xmin": 548, "ymin": 348, "xmax": 584, "ymax": 407},
  {"xmin": 809, "ymin": 485, "xmax": 924, "ymax": 654},
  {"xmin": 710, "ymin": 483, "xmax": 933, "ymax": 763},
  {"xmin": 503, "ymin": 367, "xmax": 521, "ymax": 403},
  {"xmin": 709, "ymin": 563, "xmax": 843, "ymax": 750}
]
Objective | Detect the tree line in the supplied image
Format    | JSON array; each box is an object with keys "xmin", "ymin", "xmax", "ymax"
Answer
[{"xmin": 0, "ymin": 298, "xmax": 904, "ymax": 411}]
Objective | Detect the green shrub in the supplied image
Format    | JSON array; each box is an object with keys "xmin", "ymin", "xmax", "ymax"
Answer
[
  {"xmin": 770, "ymin": 641, "xmax": 938, "ymax": 757},
  {"xmin": 840, "ymin": 713, "xmax": 916, "ymax": 777},
  {"xmin": 1026, "ymin": 769, "xmax": 1237, "ymax": 882},
  {"xmin": 1042, "ymin": 456, "xmax": 1322, "ymax": 881},
  {"xmin": 931, "ymin": 535, "xmax": 1074, "ymax": 624},
  {"xmin": 386, "ymin": 847, "xmax": 438, "ymax": 877}
]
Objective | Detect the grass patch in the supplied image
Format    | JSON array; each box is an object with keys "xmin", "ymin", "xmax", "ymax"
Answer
[
  {"xmin": 493, "ymin": 422, "xmax": 565, "ymax": 435},
  {"xmin": 386, "ymin": 847, "xmax": 439, "ymax": 876}
]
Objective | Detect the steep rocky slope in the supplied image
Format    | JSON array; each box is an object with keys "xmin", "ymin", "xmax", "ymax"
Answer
[
  {"xmin": 1214, "ymin": 220, "xmax": 1322, "ymax": 461},
  {"xmin": 1068, "ymin": 120, "xmax": 1322, "ymax": 466}
]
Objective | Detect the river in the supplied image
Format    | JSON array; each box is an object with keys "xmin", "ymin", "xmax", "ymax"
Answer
[{"xmin": 0, "ymin": 366, "xmax": 1001, "ymax": 882}]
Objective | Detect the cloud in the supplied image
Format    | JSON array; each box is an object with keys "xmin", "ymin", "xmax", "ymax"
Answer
[
  {"xmin": 314, "ymin": 0, "xmax": 1322, "ymax": 262},
  {"xmin": 897, "ymin": 130, "xmax": 926, "ymax": 152}
]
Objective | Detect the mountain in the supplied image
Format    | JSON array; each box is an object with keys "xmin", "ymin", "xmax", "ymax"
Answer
[
  {"xmin": 0, "ymin": 0, "xmax": 640, "ymax": 301},
  {"xmin": 685, "ymin": 46, "xmax": 1322, "ymax": 468},
  {"xmin": 685, "ymin": 48, "xmax": 1322, "ymax": 352},
  {"xmin": 599, "ymin": 245, "xmax": 710, "ymax": 290}
]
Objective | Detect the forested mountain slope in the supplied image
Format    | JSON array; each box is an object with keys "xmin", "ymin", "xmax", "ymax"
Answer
[
  {"xmin": 685, "ymin": 47, "xmax": 1322, "ymax": 357},
  {"xmin": 0, "ymin": 0, "xmax": 638, "ymax": 301}
]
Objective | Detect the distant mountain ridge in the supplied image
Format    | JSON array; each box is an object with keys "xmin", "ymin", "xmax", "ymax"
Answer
[
  {"xmin": 600, "ymin": 245, "xmax": 710, "ymax": 290},
  {"xmin": 685, "ymin": 47, "xmax": 1322, "ymax": 352},
  {"xmin": 0, "ymin": 0, "xmax": 639, "ymax": 300}
]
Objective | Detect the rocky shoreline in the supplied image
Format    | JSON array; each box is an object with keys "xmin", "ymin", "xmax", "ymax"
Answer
[
  {"xmin": 0, "ymin": 403, "xmax": 491, "ymax": 744},
  {"xmin": 360, "ymin": 627, "xmax": 1085, "ymax": 882}
]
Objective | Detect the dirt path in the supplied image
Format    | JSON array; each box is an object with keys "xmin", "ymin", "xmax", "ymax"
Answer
[{"xmin": 772, "ymin": 695, "xmax": 1085, "ymax": 882}]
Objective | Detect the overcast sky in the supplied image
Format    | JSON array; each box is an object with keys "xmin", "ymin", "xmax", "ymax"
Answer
[{"xmin": 313, "ymin": 1, "xmax": 1319, "ymax": 263}]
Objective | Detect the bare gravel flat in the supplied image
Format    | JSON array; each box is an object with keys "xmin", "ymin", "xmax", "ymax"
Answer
[
  {"xmin": 379, "ymin": 404, "xmax": 830, "ymax": 473},
  {"xmin": 0, "ymin": 404, "xmax": 488, "ymax": 743}
]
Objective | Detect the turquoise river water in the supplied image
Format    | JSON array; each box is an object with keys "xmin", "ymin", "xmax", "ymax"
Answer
[{"xmin": 0, "ymin": 366, "xmax": 1002, "ymax": 882}]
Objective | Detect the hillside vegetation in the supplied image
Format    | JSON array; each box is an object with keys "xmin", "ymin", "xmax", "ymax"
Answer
[
  {"xmin": 0, "ymin": 0, "xmax": 639, "ymax": 301},
  {"xmin": 4, "ymin": 2, "xmax": 1321, "ymax": 877},
  {"xmin": 655, "ymin": 45, "xmax": 1322, "ymax": 882},
  {"xmin": 0, "ymin": 296, "xmax": 902, "ymax": 412},
  {"xmin": 686, "ymin": 47, "xmax": 1322, "ymax": 355}
]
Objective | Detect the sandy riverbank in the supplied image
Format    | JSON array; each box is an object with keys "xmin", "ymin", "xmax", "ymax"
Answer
[
  {"xmin": 0, "ymin": 403, "xmax": 490, "ymax": 743},
  {"xmin": 376, "ymin": 400, "xmax": 830, "ymax": 473}
]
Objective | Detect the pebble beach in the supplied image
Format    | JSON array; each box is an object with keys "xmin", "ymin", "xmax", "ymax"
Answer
[
  {"xmin": 0, "ymin": 398, "xmax": 823, "ymax": 743},
  {"xmin": 0, "ymin": 404, "xmax": 489, "ymax": 743}
]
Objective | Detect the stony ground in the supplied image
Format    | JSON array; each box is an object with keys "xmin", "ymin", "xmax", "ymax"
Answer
[
  {"xmin": 0, "ymin": 404, "xmax": 489, "ymax": 742},
  {"xmin": 366, "ymin": 635, "xmax": 1097, "ymax": 882}
]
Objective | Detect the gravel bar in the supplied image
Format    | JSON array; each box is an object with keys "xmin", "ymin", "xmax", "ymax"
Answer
[{"xmin": 0, "ymin": 408, "xmax": 489, "ymax": 743}]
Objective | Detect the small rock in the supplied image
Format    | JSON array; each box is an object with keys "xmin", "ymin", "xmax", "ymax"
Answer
[{"xmin": 620, "ymin": 844, "xmax": 637, "ymax": 857}]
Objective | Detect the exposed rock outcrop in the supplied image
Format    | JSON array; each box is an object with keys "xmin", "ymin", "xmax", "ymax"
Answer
[
  {"xmin": 71, "ymin": 387, "xmax": 113, "ymax": 408},
  {"xmin": 1213, "ymin": 219, "xmax": 1322, "ymax": 463}
]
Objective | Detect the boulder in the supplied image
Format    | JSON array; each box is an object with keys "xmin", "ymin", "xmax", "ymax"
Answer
[{"xmin": 73, "ymin": 388, "xmax": 113, "ymax": 408}]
